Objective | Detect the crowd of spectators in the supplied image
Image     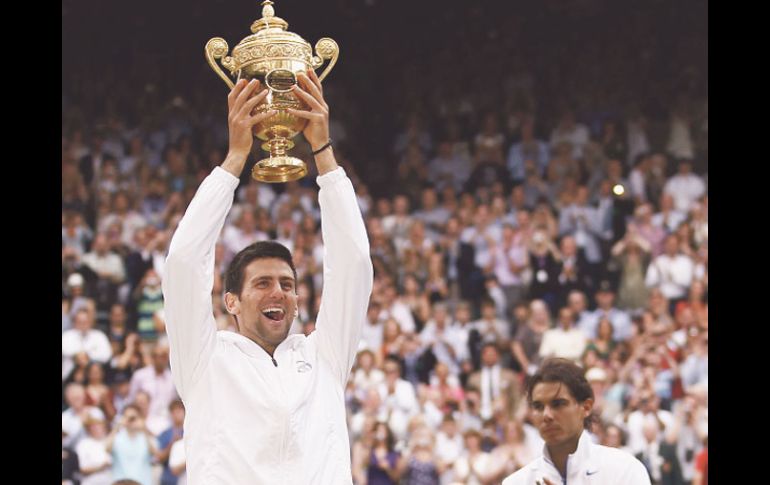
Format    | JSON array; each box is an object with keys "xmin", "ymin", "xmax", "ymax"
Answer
[{"xmin": 63, "ymin": 1, "xmax": 707, "ymax": 484}]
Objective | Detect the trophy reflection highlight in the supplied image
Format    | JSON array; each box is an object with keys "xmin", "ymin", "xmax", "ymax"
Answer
[{"xmin": 205, "ymin": 0, "xmax": 339, "ymax": 182}]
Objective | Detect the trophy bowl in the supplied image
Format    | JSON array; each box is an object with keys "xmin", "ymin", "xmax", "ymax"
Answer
[{"xmin": 205, "ymin": 0, "xmax": 339, "ymax": 183}]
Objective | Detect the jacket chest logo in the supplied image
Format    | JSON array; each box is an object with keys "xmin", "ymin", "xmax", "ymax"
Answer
[{"xmin": 296, "ymin": 360, "xmax": 313, "ymax": 373}]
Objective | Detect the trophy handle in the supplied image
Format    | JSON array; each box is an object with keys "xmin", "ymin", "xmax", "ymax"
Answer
[
  {"xmin": 311, "ymin": 38, "xmax": 339, "ymax": 82},
  {"xmin": 205, "ymin": 38, "xmax": 237, "ymax": 89}
]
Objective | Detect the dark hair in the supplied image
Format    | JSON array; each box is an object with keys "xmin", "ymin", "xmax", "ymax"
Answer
[
  {"xmin": 122, "ymin": 403, "xmax": 142, "ymax": 417},
  {"xmin": 373, "ymin": 421, "xmax": 396, "ymax": 451},
  {"xmin": 605, "ymin": 424, "xmax": 627, "ymax": 446},
  {"xmin": 225, "ymin": 241, "xmax": 297, "ymax": 295},
  {"xmin": 84, "ymin": 361, "xmax": 106, "ymax": 385},
  {"xmin": 481, "ymin": 341, "xmax": 499, "ymax": 353},
  {"xmin": 527, "ymin": 358, "xmax": 595, "ymax": 429},
  {"xmin": 383, "ymin": 355, "xmax": 402, "ymax": 370},
  {"xmin": 168, "ymin": 399, "xmax": 185, "ymax": 412},
  {"xmin": 633, "ymin": 152, "xmax": 649, "ymax": 168},
  {"xmin": 357, "ymin": 349, "xmax": 376, "ymax": 362}
]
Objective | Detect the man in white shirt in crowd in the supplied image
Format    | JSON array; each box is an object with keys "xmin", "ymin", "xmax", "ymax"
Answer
[
  {"xmin": 663, "ymin": 159, "xmax": 705, "ymax": 213},
  {"xmin": 62, "ymin": 308, "xmax": 112, "ymax": 380},
  {"xmin": 162, "ymin": 72, "xmax": 372, "ymax": 484},
  {"xmin": 420, "ymin": 302, "xmax": 464, "ymax": 375},
  {"xmin": 539, "ymin": 307, "xmax": 587, "ymax": 364},
  {"xmin": 621, "ymin": 391, "xmax": 675, "ymax": 457},
  {"xmin": 377, "ymin": 357, "xmax": 419, "ymax": 440},
  {"xmin": 359, "ymin": 301, "xmax": 384, "ymax": 352},
  {"xmin": 566, "ymin": 290, "xmax": 595, "ymax": 337},
  {"xmin": 651, "ymin": 193, "xmax": 686, "ymax": 234},
  {"xmin": 378, "ymin": 281, "xmax": 416, "ymax": 334},
  {"xmin": 62, "ymin": 383, "xmax": 107, "ymax": 449},
  {"xmin": 128, "ymin": 344, "xmax": 178, "ymax": 436},
  {"xmin": 468, "ymin": 343, "xmax": 522, "ymax": 421},
  {"xmin": 582, "ymin": 282, "xmax": 634, "ymax": 341},
  {"xmin": 645, "ymin": 234, "xmax": 694, "ymax": 304},
  {"xmin": 503, "ymin": 359, "xmax": 650, "ymax": 484}
]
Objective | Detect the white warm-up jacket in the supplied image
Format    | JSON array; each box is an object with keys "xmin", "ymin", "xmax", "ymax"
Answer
[
  {"xmin": 503, "ymin": 430, "xmax": 651, "ymax": 485},
  {"xmin": 162, "ymin": 166, "xmax": 373, "ymax": 485}
]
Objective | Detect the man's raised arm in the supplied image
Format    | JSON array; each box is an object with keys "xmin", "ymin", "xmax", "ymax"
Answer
[
  {"xmin": 289, "ymin": 70, "xmax": 373, "ymax": 386},
  {"xmin": 163, "ymin": 79, "xmax": 275, "ymax": 398}
]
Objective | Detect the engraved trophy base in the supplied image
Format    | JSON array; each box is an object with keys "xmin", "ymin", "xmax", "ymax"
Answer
[
  {"xmin": 252, "ymin": 155, "xmax": 307, "ymax": 183},
  {"xmin": 251, "ymin": 135, "xmax": 307, "ymax": 183}
]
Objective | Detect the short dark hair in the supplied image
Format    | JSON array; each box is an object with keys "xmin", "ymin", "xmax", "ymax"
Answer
[
  {"xmin": 527, "ymin": 358, "xmax": 595, "ymax": 429},
  {"xmin": 169, "ymin": 399, "xmax": 185, "ymax": 412},
  {"xmin": 481, "ymin": 341, "xmax": 498, "ymax": 353},
  {"xmin": 123, "ymin": 403, "xmax": 142, "ymax": 416},
  {"xmin": 605, "ymin": 424, "xmax": 627, "ymax": 446},
  {"xmin": 372, "ymin": 421, "xmax": 396, "ymax": 451},
  {"xmin": 383, "ymin": 355, "xmax": 402, "ymax": 369},
  {"xmin": 225, "ymin": 241, "xmax": 297, "ymax": 295}
]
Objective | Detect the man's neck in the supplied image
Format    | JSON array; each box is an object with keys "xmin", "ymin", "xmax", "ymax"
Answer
[
  {"xmin": 250, "ymin": 335, "xmax": 278, "ymax": 357},
  {"xmin": 547, "ymin": 434, "xmax": 581, "ymax": 477}
]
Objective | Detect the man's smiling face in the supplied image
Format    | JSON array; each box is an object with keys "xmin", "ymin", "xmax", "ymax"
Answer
[{"xmin": 226, "ymin": 257, "xmax": 297, "ymax": 354}]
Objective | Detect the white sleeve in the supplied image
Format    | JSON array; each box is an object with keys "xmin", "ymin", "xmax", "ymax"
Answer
[
  {"xmin": 558, "ymin": 207, "xmax": 574, "ymax": 235},
  {"xmin": 538, "ymin": 331, "xmax": 553, "ymax": 358},
  {"xmin": 399, "ymin": 381, "xmax": 420, "ymax": 416},
  {"xmin": 90, "ymin": 332, "xmax": 113, "ymax": 363},
  {"xmin": 108, "ymin": 254, "xmax": 126, "ymax": 282},
  {"xmin": 162, "ymin": 167, "xmax": 240, "ymax": 399},
  {"xmin": 622, "ymin": 455, "xmax": 653, "ymax": 484},
  {"xmin": 645, "ymin": 259, "xmax": 661, "ymax": 288},
  {"xmin": 61, "ymin": 332, "xmax": 78, "ymax": 358},
  {"xmin": 311, "ymin": 167, "xmax": 374, "ymax": 388},
  {"xmin": 393, "ymin": 304, "xmax": 416, "ymax": 334},
  {"xmin": 169, "ymin": 439, "xmax": 186, "ymax": 469},
  {"xmin": 449, "ymin": 328, "xmax": 470, "ymax": 363},
  {"xmin": 630, "ymin": 171, "xmax": 646, "ymax": 200},
  {"xmin": 673, "ymin": 258, "xmax": 694, "ymax": 287},
  {"xmin": 74, "ymin": 441, "xmax": 95, "ymax": 469},
  {"xmin": 663, "ymin": 179, "xmax": 675, "ymax": 197}
]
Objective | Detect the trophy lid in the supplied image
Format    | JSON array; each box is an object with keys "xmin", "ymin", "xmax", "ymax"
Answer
[
  {"xmin": 230, "ymin": 0, "xmax": 311, "ymax": 65},
  {"xmin": 207, "ymin": 0, "xmax": 336, "ymax": 81},
  {"xmin": 250, "ymin": 0, "xmax": 289, "ymax": 33}
]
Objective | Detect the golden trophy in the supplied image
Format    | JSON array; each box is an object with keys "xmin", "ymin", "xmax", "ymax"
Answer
[{"xmin": 205, "ymin": 0, "xmax": 339, "ymax": 182}]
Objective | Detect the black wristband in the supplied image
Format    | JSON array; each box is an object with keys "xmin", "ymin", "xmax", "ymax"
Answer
[{"xmin": 312, "ymin": 139, "xmax": 333, "ymax": 156}]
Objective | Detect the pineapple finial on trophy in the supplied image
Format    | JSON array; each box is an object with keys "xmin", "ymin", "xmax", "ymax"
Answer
[{"xmin": 262, "ymin": 0, "xmax": 275, "ymax": 18}]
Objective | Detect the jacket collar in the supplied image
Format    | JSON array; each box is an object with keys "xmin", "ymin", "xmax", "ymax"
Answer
[
  {"xmin": 532, "ymin": 430, "xmax": 599, "ymax": 474},
  {"xmin": 217, "ymin": 330, "xmax": 302, "ymax": 361}
]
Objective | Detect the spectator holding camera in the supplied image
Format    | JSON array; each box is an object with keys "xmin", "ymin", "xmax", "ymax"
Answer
[{"xmin": 106, "ymin": 404, "xmax": 158, "ymax": 485}]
